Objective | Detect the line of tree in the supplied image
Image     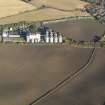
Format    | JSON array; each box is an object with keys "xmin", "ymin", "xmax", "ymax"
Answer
[
  {"xmin": 81, "ymin": 0, "xmax": 101, "ymax": 4},
  {"xmin": 0, "ymin": 21, "xmax": 41, "ymax": 33}
]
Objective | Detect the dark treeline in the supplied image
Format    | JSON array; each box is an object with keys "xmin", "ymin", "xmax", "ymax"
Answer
[
  {"xmin": 81, "ymin": 0, "xmax": 103, "ymax": 5},
  {"xmin": 0, "ymin": 21, "xmax": 42, "ymax": 35}
]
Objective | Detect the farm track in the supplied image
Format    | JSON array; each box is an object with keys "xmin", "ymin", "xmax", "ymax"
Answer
[
  {"xmin": 28, "ymin": 45, "xmax": 96, "ymax": 105},
  {"xmin": 38, "ymin": 5, "xmax": 81, "ymax": 12},
  {"xmin": 43, "ymin": 6, "xmax": 80, "ymax": 12}
]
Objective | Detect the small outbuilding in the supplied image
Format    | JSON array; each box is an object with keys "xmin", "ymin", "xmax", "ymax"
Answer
[
  {"xmin": 58, "ymin": 34, "xmax": 63, "ymax": 43},
  {"xmin": 2, "ymin": 28, "xmax": 20, "ymax": 38}
]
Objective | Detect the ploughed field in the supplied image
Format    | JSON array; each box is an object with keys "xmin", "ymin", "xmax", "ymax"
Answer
[
  {"xmin": 0, "ymin": 44, "xmax": 92, "ymax": 105},
  {"xmin": 45, "ymin": 19, "xmax": 105, "ymax": 41},
  {"xmin": 34, "ymin": 48, "xmax": 105, "ymax": 105}
]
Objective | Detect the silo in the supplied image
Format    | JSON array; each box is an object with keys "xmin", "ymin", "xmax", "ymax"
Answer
[
  {"xmin": 50, "ymin": 31, "xmax": 54, "ymax": 43},
  {"xmin": 54, "ymin": 33, "xmax": 58, "ymax": 43},
  {"xmin": 45, "ymin": 31, "xmax": 50, "ymax": 43},
  {"xmin": 26, "ymin": 35, "xmax": 30, "ymax": 43},
  {"xmin": 32, "ymin": 38, "xmax": 35, "ymax": 43},
  {"xmin": 58, "ymin": 34, "xmax": 63, "ymax": 43},
  {"xmin": 46, "ymin": 30, "xmax": 49, "ymax": 36},
  {"xmin": 46, "ymin": 37, "xmax": 49, "ymax": 43}
]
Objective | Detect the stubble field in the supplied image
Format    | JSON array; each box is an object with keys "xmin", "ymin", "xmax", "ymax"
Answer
[
  {"xmin": 0, "ymin": 0, "xmax": 89, "ymax": 25},
  {"xmin": 30, "ymin": 0, "xmax": 88, "ymax": 10},
  {"xmin": 0, "ymin": 0, "xmax": 35, "ymax": 19}
]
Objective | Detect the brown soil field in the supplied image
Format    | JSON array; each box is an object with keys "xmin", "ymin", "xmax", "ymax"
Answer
[
  {"xmin": 0, "ymin": 44, "xmax": 92, "ymax": 105},
  {"xmin": 0, "ymin": 0, "xmax": 35, "ymax": 19},
  {"xmin": 34, "ymin": 48, "xmax": 105, "ymax": 105},
  {"xmin": 45, "ymin": 19, "xmax": 105, "ymax": 41}
]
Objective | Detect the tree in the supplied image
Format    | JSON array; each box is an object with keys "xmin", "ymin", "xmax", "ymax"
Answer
[
  {"xmin": 29, "ymin": 25, "xmax": 37, "ymax": 33},
  {"xmin": 92, "ymin": 35, "xmax": 101, "ymax": 42},
  {"xmin": 21, "ymin": 0, "xmax": 32, "ymax": 3}
]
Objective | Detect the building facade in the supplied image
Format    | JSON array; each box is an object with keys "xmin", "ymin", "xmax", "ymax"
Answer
[{"xmin": 26, "ymin": 33, "xmax": 41, "ymax": 43}]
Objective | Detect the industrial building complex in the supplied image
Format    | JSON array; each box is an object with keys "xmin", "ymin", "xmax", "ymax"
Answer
[{"xmin": 1, "ymin": 26, "xmax": 63, "ymax": 44}]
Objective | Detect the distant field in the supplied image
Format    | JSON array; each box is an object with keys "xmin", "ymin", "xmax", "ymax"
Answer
[
  {"xmin": 0, "ymin": 0, "xmax": 35, "ymax": 18},
  {"xmin": 0, "ymin": 0, "xmax": 90, "ymax": 25},
  {"xmin": 0, "ymin": 8, "xmax": 89, "ymax": 25},
  {"xmin": 30, "ymin": 0, "xmax": 88, "ymax": 10}
]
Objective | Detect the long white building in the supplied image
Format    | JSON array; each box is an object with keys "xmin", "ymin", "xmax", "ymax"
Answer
[
  {"xmin": 26, "ymin": 33, "xmax": 41, "ymax": 43},
  {"xmin": 2, "ymin": 28, "xmax": 20, "ymax": 38}
]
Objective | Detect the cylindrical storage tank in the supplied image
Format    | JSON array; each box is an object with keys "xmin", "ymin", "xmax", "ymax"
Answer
[
  {"xmin": 54, "ymin": 33, "xmax": 58, "ymax": 43},
  {"xmin": 45, "ymin": 30, "xmax": 50, "ymax": 43},
  {"xmin": 46, "ymin": 31, "xmax": 49, "ymax": 36},
  {"xmin": 58, "ymin": 35, "xmax": 63, "ymax": 43},
  {"xmin": 27, "ymin": 36, "xmax": 30, "ymax": 43},
  {"xmin": 49, "ymin": 30, "xmax": 54, "ymax": 43},
  {"xmin": 2, "ymin": 32, "xmax": 8, "ymax": 37},
  {"xmin": 50, "ymin": 31, "xmax": 53, "ymax": 37},
  {"xmin": 54, "ymin": 36, "xmax": 58, "ymax": 43},
  {"xmin": 50, "ymin": 36, "xmax": 54, "ymax": 43},
  {"xmin": 45, "ymin": 36, "xmax": 49, "ymax": 43},
  {"xmin": 32, "ymin": 38, "xmax": 34, "ymax": 43}
]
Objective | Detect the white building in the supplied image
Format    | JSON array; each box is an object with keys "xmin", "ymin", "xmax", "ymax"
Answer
[
  {"xmin": 49, "ymin": 30, "xmax": 53, "ymax": 43},
  {"xmin": 45, "ymin": 31, "xmax": 50, "ymax": 43},
  {"xmin": 2, "ymin": 29, "xmax": 9, "ymax": 38},
  {"xmin": 9, "ymin": 35, "xmax": 20, "ymax": 38},
  {"xmin": 50, "ymin": 35, "xmax": 54, "ymax": 43},
  {"xmin": 2, "ymin": 28, "xmax": 20, "ymax": 38},
  {"xmin": 27, "ymin": 33, "xmax": 41, "ymax": 43},
  {"xmin": 54, "ymin": 33, "xmax": 58, "ymax": 43},
  {"xmin": 58, "ymin": 34, "xmax": 63, "ymax": 43}
]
